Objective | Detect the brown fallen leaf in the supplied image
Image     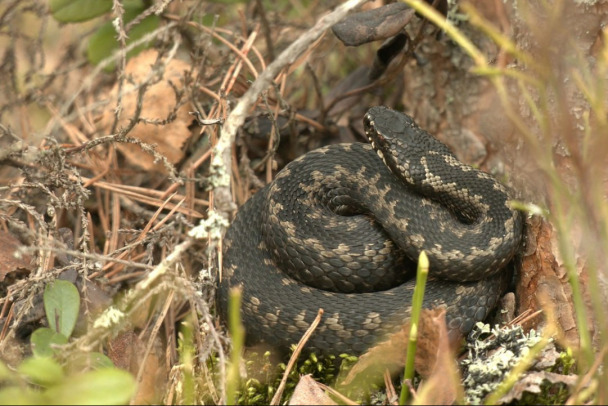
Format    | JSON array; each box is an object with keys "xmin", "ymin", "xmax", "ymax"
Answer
[
  {"xmin": 331, "ymin": 3, "xmax": 415, "ymax": 46},
  {"xmin": 341, "ymin": 308, "xmax": 460, "ymax": 388},
  {"xmin": 289, "ymin": 374, "xmax": 337, "ymax": 406},
  {"xmin": 499, "ymin": 371, "xmax": 577, "ymax": 404},
  {"xmin": 108, "ymin": 330, "xmax": 166, "ymax": 404},
  {"xmin": 99, "ymin": 50, "xmax": 195, "ymax": 173},
  {"xmin": 107, "ymin": 331, "xmax": 137, "ymax": 371},
  {"xmin": 0, "ymin": 230, "xmax": 32, "ymax": 282},
  {"xmin": 411, "ymin": 309, "xmax": 463, "ymax": 405}
]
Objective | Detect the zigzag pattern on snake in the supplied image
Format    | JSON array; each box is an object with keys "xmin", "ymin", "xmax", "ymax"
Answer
[{"xmin": 218, "ymin": 106, "xmax": 524, "ymax": 356}]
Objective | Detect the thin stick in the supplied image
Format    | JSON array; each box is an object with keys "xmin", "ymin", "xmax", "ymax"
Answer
[
  {"xmin": 565, "ymin": 345, "xmax": 608, "ymax": 405},
  {"xmin": 133, "ymin": 290, "xmax": 175, "ymax": 401},
  {"xmin": 212, "ymin": 0, "xmax": 367, "ymax": 214},
  {"xmin": 270, "ymin": 308, "xmax": 324, "ymax": 405},
  {"xmin": 317, "ymin": 381, "xmax": 359, "ymax": 405}
]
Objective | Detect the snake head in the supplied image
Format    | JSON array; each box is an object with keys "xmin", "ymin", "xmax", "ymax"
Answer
[
  {"xmin": 364, "ymin": 106, "xmax": 454, "ymax": 185},
  {"xmin": 364, "ymin": 106, "xmax": 423, "ymax": 184}
]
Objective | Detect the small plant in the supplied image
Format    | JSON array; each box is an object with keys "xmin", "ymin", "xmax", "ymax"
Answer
[
  {"xmin": 0, "ymin": 357, "xmax": 135, "ymax": 405},
  {"xmin": 30, "ymin": 280, "xmax": 80, "ymax": 357},
  {"xmin": 49, "ymin": 0, "xmax": 160, "ymax": 70},
  {"xmin": 0, "ymin": 280, "xmax": 136, "ymax": 405}
]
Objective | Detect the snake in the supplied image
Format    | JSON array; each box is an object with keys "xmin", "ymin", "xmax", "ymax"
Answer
[{"xmin": 218, "ymin": 106, "xmax": 524, "ymax": 356}]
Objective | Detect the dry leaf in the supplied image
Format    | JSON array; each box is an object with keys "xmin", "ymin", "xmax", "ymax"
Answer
[
  {"xmin": 331, "ymin": 3, "xmax": 414, "ymax": 46},
  {"xmin": 412, "ymin": 310, "xmax": 463, "ymax": 405},
  {"xmin": 499, "ymin": 371, "xmax": 577, "ymax": 404},
  {"xmin": 341, "ymin": 308, "xmax": 458, "ymax": 387},
  {"xmin": 108, "ymin": 331, "xmax": 137, "ymax": 371},
  {"xmin": 108, "ymin": 331, "xmax": 166, "ymax": 404},
  {"xmin": 0, "ymin": 231, "xmax": 32, "ymax": 282},
  {"xmin": 99, "ymin": 50, "xmax": 195, "ymax": 172},
  {"xmin": 289, "ymin": 374, "xmax": 337, "ymax": 406},
  {"xmin": 413, "ymin": 308, "xmax": 453, "ymax": 377}
]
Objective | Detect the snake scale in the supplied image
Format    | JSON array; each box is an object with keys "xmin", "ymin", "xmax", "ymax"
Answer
[{"xmin": 218, "ymin": 106, "xmax": 524, "ymax": 356}]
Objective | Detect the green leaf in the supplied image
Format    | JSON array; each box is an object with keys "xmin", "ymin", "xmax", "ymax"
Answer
[
  {"xmin": 86, "ymin": 7, "xmax": 160, "ymax": 71},
  {"xmin": 49, "ymin": 0, "xmax": 113, "ymax": 23},
  {"xmin": 30, "ymin": 328, "xmax": 69, "ymax": 358},
  {"xmin": 44, "ymin": 369, "xmax": 136, "ymax": 405},
  {"xmin": 85, "ymin": 352, "xmax": 115, "ymax": 369},
  {"xmin": 0, "ymin": 387, "xmax": 46, "ymax": 405},
  {"xmin": 17, "ymin": 357, "xmax": 64, "ymax": 387},
  {"xmin": 65, "ymin": 352, "xmax": 115, "ymax": 374},
  {"xmin": 43, "ymin": 280, "xmax": 80, "ymax": 338}
]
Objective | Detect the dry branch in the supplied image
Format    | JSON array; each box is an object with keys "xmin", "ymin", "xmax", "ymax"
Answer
[{"xmin": 211, "ymin": 0, "xmax": 367, "ymax": 214}]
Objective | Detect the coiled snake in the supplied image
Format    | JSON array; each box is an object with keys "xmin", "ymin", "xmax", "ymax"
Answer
[{"xmin": 218, "ymin": 106, "xmax": 523, "ymax": 356}]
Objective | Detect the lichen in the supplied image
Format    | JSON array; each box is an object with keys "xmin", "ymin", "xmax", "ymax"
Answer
[
  {"xmin": 189, "ymin": 210, "xmax": 229, "ymax": 241},
  {"xmin": 460, "ymin": 322, "xmax": 544, "ymax": 404},
  {"xmin": 93, "ymin": 306, "xmax": 125, "ymax": 329}
]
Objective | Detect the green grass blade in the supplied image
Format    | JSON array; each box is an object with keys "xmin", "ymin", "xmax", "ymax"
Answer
[
  {"xmin": 400, "ymin": 251, "xmax": 429, "ymax": 405},
  {"xmin": 226, "ymin": 287, "xmax": 244, "ymax": 405}
]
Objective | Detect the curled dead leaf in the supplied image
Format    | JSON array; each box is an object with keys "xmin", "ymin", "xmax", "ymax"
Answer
[
  {"xmin": 332, "ymin": 3, "xmax": 415, "ymax": 46},
  {"xmin": 289, "ymin": 374, "xmax": 337, "ymax": 406},
  {"xmin": 108, "ymin": 330, "xmax": 166, "ymax": 404},
  {"xmin": 412, "ymin": 309, "xmax": 463, "ymax": 405},
  {"xmin": 340, "ymin": 308, "xmax": 460, "ymax": 388},
  {"xmin": 499, "ymin": 371, "xmax": 577, "ymax": 404},
  {"xmin": 0, "ymin": 231, "xmax": 32, "ymax": 282},
  {"xmin": 99, "ymin": 50, "xmax": 195, "ymax": 172}
]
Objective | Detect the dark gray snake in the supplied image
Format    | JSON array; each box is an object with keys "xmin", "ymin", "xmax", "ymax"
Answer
[{"xmin": 218, "ymin": 106, "xmax": 524, "ymax": 356}]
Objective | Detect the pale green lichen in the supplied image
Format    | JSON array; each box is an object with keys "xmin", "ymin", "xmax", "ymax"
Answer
[
  {"xmin": 208, "ymin": 151, "xmax": 231, "ymax": 189},
  {"xmin": 93, "ymin": 306, "xmax": 125, "ymax": 329},
  {"xmin": 461, "ymin": 323, "xmax": 545, "ymax": 404},
  {"xmin": 189, "ymin": 210, "xmax": 229, "ymax": 241},
  {"xmin": 447, "ymin": 0, "xmax": 468, "ymax": 23}
]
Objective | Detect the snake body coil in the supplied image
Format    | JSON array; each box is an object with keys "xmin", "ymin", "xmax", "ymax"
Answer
[{"xmin": 218, "ymin": 106, "xmax": 523, "ymax": 355}]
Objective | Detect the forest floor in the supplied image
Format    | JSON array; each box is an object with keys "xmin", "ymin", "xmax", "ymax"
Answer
[{"xmin": 0, "ymin": 0, "xmax": 606, "ymax": 404}]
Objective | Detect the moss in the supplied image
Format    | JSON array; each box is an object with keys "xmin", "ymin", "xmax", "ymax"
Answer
[
  {"xmin": 232, "ymin": 350, "xmax": 358, "ymax": 405},
  {"xmin": 514, "ymin": 379, "xmax": 570, "ymax": 405}
]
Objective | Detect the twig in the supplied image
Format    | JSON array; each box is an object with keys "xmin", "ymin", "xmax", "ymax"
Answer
[
  {"xmin": 20, "ymin": 245, "xmax": 154, "ymax": 270},
  {"xmin": 317, "ymin": 381, "xmax": 359, "ymax": 405},
  {"xmin": 254, "ymin": 0, "xmax": 275, "ymax": 60},
  {"xmin": 134, "ymin": 290, "xmax": 176, "ymax": 396},
  {"xmin": 565, "ymin": 345, "xmax": 608, "ymax": 405},
  {"xmin": 270, "ymin": 309, "xmax": 324, "ymax": 405},
  {"xmin": 384, "ymin": 369, "xmax": 399, "ymax": 405},
  {"xmin": 212, "ymin": 0, "xmax": 367, "ymax": 214}
]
